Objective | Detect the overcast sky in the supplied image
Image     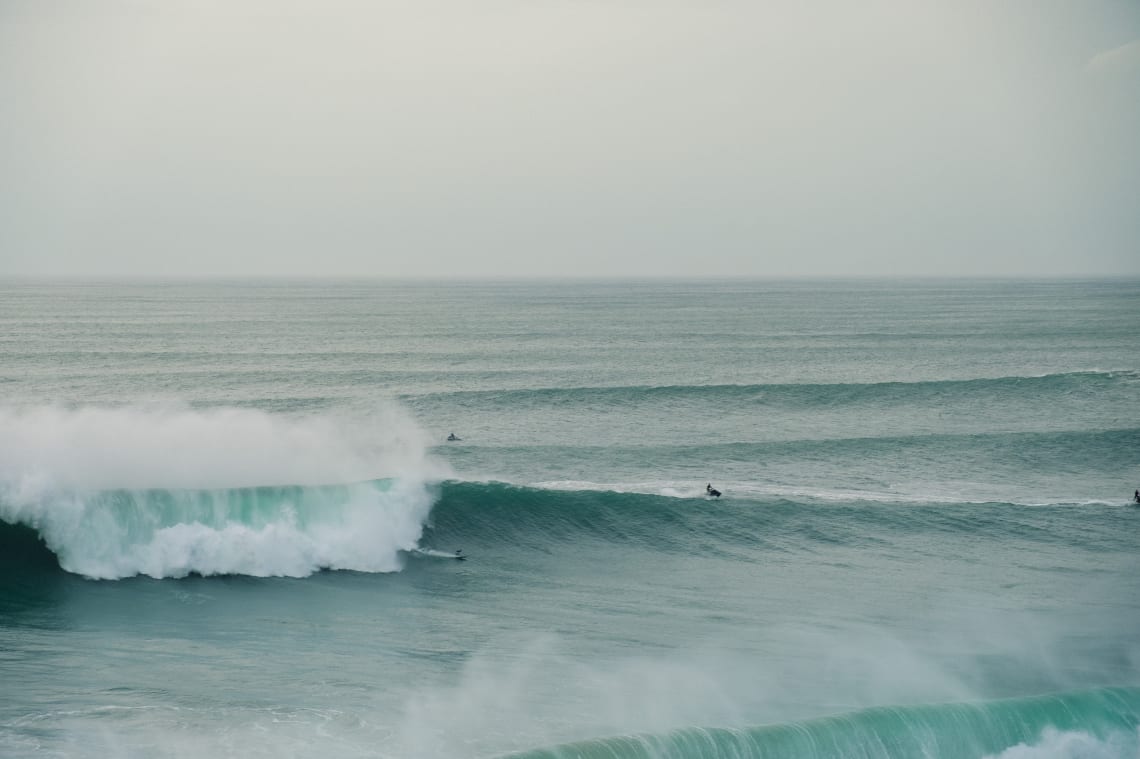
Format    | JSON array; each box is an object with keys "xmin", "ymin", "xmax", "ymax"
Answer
[{"xmin": 1, "ymin": 0, "xmax": 1138, "ymax": 278}]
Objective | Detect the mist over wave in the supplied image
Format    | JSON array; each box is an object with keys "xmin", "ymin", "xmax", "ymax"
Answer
[
  {"xmin": 0, "ymin": 403, "xmax": 444, "ymax": 491},
  {"xmin": 0, "ymin": 404, "xmax": 450, "ymax": 579}
]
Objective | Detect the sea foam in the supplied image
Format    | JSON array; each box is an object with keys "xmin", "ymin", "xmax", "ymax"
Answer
[{"xmin": 0, "ymin": 404, "xmax": 448, "ymax": 579}]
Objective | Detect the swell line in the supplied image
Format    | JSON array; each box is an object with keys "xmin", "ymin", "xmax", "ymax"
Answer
[{"xmin": 404, "ymin": 370, "xmax": 1139, "ymax": 409}]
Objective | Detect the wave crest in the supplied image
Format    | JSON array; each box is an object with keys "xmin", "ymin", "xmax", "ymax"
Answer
[
  {"xmin": 503, "ymin": 688, "xmax": 1140, "ymax": 759},
  {"xmin": 0, "ymin": 403, "xmax": 449, "ymax": 579}
]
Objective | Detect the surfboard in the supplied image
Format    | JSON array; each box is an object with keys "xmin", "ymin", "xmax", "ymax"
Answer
[{"xmin": 412, "ymin": 548, "xmax": 468, "ymax": 560}]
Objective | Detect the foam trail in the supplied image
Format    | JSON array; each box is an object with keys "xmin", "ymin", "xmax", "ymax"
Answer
[{"xmin": 0, "ymin": 403, "xmax": 450, "ymax": 579}]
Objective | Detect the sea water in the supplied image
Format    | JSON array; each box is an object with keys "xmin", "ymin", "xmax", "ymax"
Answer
[{"xmin": 0, "ymin": 279, "xmax": 1137, "ymax": 758}]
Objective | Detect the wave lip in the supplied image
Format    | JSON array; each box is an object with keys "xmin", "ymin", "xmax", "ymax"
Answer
[{"xmin": 501, "ymin": 687, "xmax": 1140, "ymax": 759}]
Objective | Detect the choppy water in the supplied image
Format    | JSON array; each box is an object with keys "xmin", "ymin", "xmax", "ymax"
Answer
[{"xmin": 1, "ymin": 279, "xmax": 1138, "ymax": 758}]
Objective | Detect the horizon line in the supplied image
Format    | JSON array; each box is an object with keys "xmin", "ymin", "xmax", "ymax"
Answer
[{"xmin": 3, "ymin": 273, "xmax": 1139, "ymax": 284}]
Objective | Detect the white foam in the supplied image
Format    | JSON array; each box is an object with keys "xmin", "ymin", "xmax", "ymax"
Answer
[
  {"xmin": 984, "ymin": 727, "xmax": 1140, "ymax": 759},
  {"xmin": 0, "ymin": 403, "xmax": 451, "ymax": 579},
  {"xmin": 58, "ymin": 481, "xmax": 434, "ymax": 580}
]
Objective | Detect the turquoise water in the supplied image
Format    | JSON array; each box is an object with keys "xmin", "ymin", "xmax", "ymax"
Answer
[{"xmin": 1, "ymin": 279, "xmax": 1138, "ymax": 758}]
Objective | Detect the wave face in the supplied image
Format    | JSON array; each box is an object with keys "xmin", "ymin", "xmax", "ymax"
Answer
[
  {"xmin": 0, "ymin": 404, "xmax": 445, "ymax": 579},
  {"xmin": 418, "ymin": 480, "xmax": 1137, "ymax": 557},
  {"xmin": 506, "ymin": 688, "xmax": 1140, "ymax": 759}
]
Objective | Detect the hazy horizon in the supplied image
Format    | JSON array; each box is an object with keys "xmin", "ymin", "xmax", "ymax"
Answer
[
  {"xmin": 2, "ymin": 0, "xmax": 1138, "ymax": 279},
  {"xmin": 4, "ymin": 273, "xmax": 1140, "ymax": 284}
]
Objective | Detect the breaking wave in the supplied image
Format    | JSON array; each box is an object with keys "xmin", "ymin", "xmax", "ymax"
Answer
[
  {"xmin": 501, "ymin": 687, "xmax": 1140, "ymax": 759},
  {"xmin": 0, "ymin": 404, "xmax": 446, "ymax": 579}
]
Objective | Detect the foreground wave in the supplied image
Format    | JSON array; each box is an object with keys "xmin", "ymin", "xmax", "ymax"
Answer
[{"xmin": 502, "ymin": 687, "xmax": 1140, "ymax": 759}]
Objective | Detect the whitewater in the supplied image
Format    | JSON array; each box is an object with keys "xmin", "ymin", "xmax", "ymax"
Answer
[{"xmin": 0, "ymin": 279, "xmax": 1138, "ymax": 759}]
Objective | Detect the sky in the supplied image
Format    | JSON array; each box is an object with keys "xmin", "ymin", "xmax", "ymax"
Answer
[{"xmin": 1, "ymin": 0, "xmax": 1138, "ymax": 278}]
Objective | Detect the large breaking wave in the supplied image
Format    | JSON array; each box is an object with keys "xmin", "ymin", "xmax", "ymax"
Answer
[
  {"xmin": 0, "ymin": 481, "xmax": 435, "ymax": 579},
  {"xmin": 0, "ymin": 404, "xmax": 448, "ymax": 579}
]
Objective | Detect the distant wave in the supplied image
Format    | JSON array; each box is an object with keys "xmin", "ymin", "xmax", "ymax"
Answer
[
  {"xmin": 404, "ymin": 370, "xmax": 1140, "ymax": 410},
  {"xmin": 444, "ymin": 426, "xmax": 1140, "ymax": 483},
  {"xmin": 501, "ymin": 687, "xmax": 1140, "ymax": 759},
  {"xmin": 713, "ymin": 426, "xmax": 1140, "ymax": 475}
]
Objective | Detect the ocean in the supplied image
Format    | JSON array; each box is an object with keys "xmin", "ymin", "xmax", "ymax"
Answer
[{"xmin": 0, "ymin": 278, "xmax": 1137, "ymax": 759}]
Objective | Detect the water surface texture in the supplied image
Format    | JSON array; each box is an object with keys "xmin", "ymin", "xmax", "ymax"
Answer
[{"xmin": 1, "ymin": 279, "xmax": 1138, "ymax": 758}]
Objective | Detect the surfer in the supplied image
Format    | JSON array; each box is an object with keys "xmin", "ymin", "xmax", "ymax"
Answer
[
  {"xmin": 1134, "ymin": 489, "xmax": 1139, "ymax": 504},
  {"xmin": 706, "ymin": 483, "xmax": 721, "ymax": 498},
  {"xmin": 447, "ymin": 432, "xmax": 460, "ymax": 441}
]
